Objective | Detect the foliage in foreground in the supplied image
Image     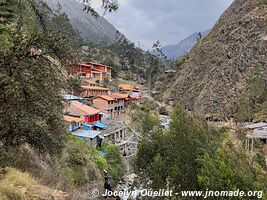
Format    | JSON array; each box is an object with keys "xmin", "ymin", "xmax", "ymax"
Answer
[
  {"xmin": 136, "ymin": 105, "xmax": 267, "ymax": 199},
  {"xmin": 0, "ymin": 0, "xmax": 73, "ymax": 153},
  {"xmin": 97, "ymin": 142, "xmax": 124, "ymax": 184}
]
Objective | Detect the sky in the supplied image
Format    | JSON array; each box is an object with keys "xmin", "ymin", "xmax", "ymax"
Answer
[{"xmin": 92, "ymin": 0, "xmax": 234, "ymax": 49}]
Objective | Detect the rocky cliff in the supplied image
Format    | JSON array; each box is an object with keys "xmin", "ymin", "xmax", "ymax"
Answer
[
  {"xmin": 43, "ymin": 0, "xmax": 127, "ymax": 45},
  {"xmin": 166, "ymin": 0, "xmax": 267, "ymax": 120}
]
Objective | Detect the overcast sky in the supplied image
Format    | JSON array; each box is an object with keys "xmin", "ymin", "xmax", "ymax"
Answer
[{"xmin": 93, "ymin": 0, "xmax": 234, "ymax": 49}]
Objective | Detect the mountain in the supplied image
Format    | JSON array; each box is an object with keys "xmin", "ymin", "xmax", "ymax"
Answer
[
  {"xmin": 165, "ymin": 0, "xmax": 267, "ymax": 121},
  {"xmin": 161, "ymin": 29, "xmax": 210, "ymax": 60},
  {"xmin": 42, "ymin": 0, "xmax": 127, "ymax": 45}
]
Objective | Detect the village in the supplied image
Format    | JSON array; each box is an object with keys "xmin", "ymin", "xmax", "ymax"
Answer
[
  {"xmin": 63, "ymin": 61, "xmax": 267, "ymax": 172},
  {"xmin": 63, "ymin": 61, "xmax": 142, "ymax": 160}
]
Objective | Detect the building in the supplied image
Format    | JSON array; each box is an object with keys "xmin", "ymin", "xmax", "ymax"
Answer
[
  {"xmin": 81, "ymin": 86, "xmax": 111, "ymax": 98},
  {"xmin": 64, "ymin": 94, "xmax": 85, "ymax": 103},
  {"xmin": 102, "ymin": 121, "xmax": 129, "ymax": 143},
  {"xmin": 83, "ymin": 79, "xmax": 97, "ymax": 87},
  {"xmin": 93, "ymin": 95, "xmax": 116, "ymax": 118},
  {"xmin": 244, "ymin": 122, "xmax": 267, "ymax": 152},
  {"xmin": 64, "ymin": 115, "xmax": 83, "ymax": 132},
  {"xmin": 112, "ymin": 93, "xmax": 131, "ymax": 107},
  {"xmin": 110, "ymin": 94, "xmax": 125, "ymax": 116},
  {"xmin": 92, "ymin": 94, "xmax": 126, "ymax": 118},
  {"xmin": 129, "ymin": 95, "xmax": 141, "ymax": 104},
  {"xmin": 245, "ymin": 122, "xmax": 267, "ymax": 141},
  {"xmin": 72, "ymin": 129, "xmax": 103, "ymax": 147},
  {"xmin": 118, "ymin": 84, "xmax": 141, "ymax": 97},
  {"xmin": 69, "ymin": 62, "xmax": 112, "ymax": 81},
  {"xmin": 65, "ymin": 101, "xmax": 100, "ymax": 124}
]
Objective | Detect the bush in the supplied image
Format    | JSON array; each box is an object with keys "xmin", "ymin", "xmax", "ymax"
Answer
[
  {"xmin": 62, "ymin": 135, "xmax": 103, "ymax": 186},
  {"xmin": 158, "ymin": 106, "xmax": 168, "ymax": 115},
  {"xmin": 98, "ymin": 142, "xmax": 124, "ymax": 184}
]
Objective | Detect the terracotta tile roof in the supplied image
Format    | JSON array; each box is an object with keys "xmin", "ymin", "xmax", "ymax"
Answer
[
  {"xmin": 66, "ymin": 101, "xmax": 100, "ymax": 116},
  {"xmin": 88, "ymin": 61, "xmax": 112, "ymax": 68},
  {"xmin": 118, "ymin": 84, "xmax": 135, "ymax": 91},
  {"xmin": 84, "ymin": 79, "xmax": 97, "ymax": 84},
  {"xmin": 130, "ymin": 95, "xmax": 141, "ymax": 100},
  {"xmin": 96, "ymin": 95, "xmax": 115, "ymax": 101},
  {"xmin": 111, "ymin": 94, "xmax": 126, "ymax": 99},
  {"xmin": 81, "ymin": 86, "xmax": 111, "ymax": 91},
  {"xmin": 112, "ymin": 93, "xmax": 130, "ymax": 99},
  {"xmin": 64, "ymin": 115, "xmax": 83, "ymax": 123}
]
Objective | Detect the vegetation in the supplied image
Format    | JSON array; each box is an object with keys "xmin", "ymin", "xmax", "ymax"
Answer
[
  {"xmin": 0, "ymin": 0, "xmax": 74, "ymax": 154},
  {"xmin": 236, "ymin": 66, "xmax": 267, "ymax": 122},
  {"xmin": 97, "ymin": 142, "xmax": 124, "ymax": 184},
  {"xmin": 0, "ymin": 168, "xmax": 37, "ymax": 199},
  {"xmin": 131, "ymin": 98, "xmax": 161, "ymax": 134},
  {"xmin": 67, "ymin": 75, "xmax": 84, "ymax": 96},
  {"xmin": 63, "ymin": 135, "xmax": 103, "ymax": 186},
  {"xmin": 136, "ymin": 105, "xmax": 267, "ymax": 199}
]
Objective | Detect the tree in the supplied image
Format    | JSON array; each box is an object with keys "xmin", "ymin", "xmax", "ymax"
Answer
[
  {"xmin": 80, "ymin": 0, "xmax": 118, "ymax": 16},
  {"xmin": 135, "ymin": 105, "xmax": 267, "ymax": 198},
  {"xmin": 0, "ymin": 0, "xmax": 73, "ymax": 153},
  {"xmin": 196, "ymin": 32, "xmax": 202, "ymax": 41}
]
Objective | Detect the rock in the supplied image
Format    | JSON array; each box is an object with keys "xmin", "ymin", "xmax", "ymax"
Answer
[{"xmin": 165, "ymin": 0, "xmax": 267, "ymax": 119}]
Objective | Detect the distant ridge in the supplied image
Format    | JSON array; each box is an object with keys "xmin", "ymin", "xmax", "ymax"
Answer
[{"xmin": 161, "ymin": 29, "xmax": 210, "ymax": 60}]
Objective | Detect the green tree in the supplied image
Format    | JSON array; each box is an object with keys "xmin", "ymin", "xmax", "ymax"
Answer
[
  {"xmin": 0, "ymin": 0, "xmax": 73, "ymax": 154},
  {"xmin": 136, "ymin": 105, "xmax": 267, "ymax": 199}
]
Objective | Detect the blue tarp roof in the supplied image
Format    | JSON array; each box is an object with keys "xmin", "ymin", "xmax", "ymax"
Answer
[
  {"xmin": 93, "ymin": 121, "xmax": 107, "ymax": 129},
  {"xmin": 99, "ymin": 151, "xmax": 108, "ymax": 156},
  {"xmin": 64, "ymin": 94, "xmax": 84, "ymax": 100},
  {"xmin": 72, "ymin": 130, "xmax": 101, "ymax": 139}
]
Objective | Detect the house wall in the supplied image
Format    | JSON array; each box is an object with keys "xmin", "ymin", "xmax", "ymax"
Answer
[
  {"xmin": 81, "ymin": 89, "xmax": 109, "ymax": 97},
  {"xmin": 104, "ymin": 126, "xmax": 128, "ymax": 142},
  {"xmin": 69, "ymin": 121, "xmax": 82, "ymax": 132},
  {"xmin": 84, "ymin": 114, "xmax": 99, "ymax": 124},
  {"xmin": 113, "ymin": 99, "xmax": 125, "ymax": 116}
]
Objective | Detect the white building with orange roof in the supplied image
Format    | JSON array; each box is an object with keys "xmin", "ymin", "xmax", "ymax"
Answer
[{"xmin": 64, "ymin": 115, "xmax": 83, "ymax": 132}]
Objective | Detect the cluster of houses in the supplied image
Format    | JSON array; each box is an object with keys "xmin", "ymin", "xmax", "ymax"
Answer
[{"xmin": 63, "ymin": 61, "xmax": 141, "ymax": 155}]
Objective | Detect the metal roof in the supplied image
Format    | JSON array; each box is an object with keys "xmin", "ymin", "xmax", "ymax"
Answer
[
  {"xmin": 72, "ymin": 130, "xmax": 102, "ymax": 139},
  {"xmin": 245, "ymin": 122, "xmax": 267, "ymax": 129}
]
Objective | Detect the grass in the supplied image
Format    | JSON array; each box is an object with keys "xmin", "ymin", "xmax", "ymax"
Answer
[{"xmin": 0, "ymin": 167, "xmax": 37, "ymax": 200}]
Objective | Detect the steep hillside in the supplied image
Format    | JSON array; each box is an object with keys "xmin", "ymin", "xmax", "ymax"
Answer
[
  {"xmin": 165, "ymin": 0, "xmax": 267, "ymax": 120},
  {"xmin": 162, "ymin": 29, "xmax": 210, "ymax": 60},
  {"xmin": 43, "ymin": 0, "xmax": 127, "ymax": 45}
]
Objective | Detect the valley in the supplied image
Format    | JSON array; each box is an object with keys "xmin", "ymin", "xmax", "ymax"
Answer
[{"xmin": 0, "ymin": 0, "xmax": 267, "ymax": 199}]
